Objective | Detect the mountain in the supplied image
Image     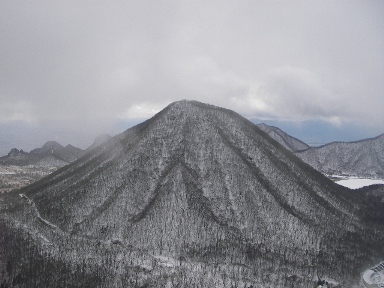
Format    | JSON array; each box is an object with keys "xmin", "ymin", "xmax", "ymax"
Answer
[
  {"xmin": 1, "ymin": 100, "xmax": 383, "ymax": 287},
  {"xmin": 0, "ymin": 148, "xmax": 40, "ymax": 166},
  {"xmin": 0, "ymin": 141, "xmax": 84, "ymax": 167},
  {"xmin": 256, "ymin": 123, "xmax": 310, "ymax": 152},
  {"xmin": 295, "ymin": 134, "xmax": 384, "ymax": 179},
  {"xmin": 30, "ymin": 140, "xmax": 64, "ymax": 155},
  {"xmin": 30, "ymin": 141, "xmax": 84, "ymax": 163}
]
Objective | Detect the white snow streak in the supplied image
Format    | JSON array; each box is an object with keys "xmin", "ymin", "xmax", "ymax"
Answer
[{"xmin": 336, "ymin": 178, "xmax": 384, "ymax": 189}]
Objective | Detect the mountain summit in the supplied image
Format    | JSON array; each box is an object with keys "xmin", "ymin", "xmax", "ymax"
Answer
[{"xmin": 1, "ymin": 100, "xmax": 383, "ymax": 287}]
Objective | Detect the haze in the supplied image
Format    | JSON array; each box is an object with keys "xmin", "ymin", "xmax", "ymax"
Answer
[{"xmin": 1, "ymin": 1, "xmax": 383, "ymax": 155}]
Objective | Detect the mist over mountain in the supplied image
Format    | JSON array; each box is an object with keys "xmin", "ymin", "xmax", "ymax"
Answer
[
  {"xmin": 86, "ymin": 134, "xmax": 112, "ymax": 151},
  {"xmin": 0, "ymin": 101, "xmax": 383, "ymax": 287},
  {"xmin": 256, "ymin": 123, "xmax": 310, "ymax": 152},
  {"xmin": 295, "ymin": 134, "xmax": 384, "ymax": 179}
]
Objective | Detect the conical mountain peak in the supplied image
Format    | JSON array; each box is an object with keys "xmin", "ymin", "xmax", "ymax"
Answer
[
  {"xmin": 18, "ymin": 100, "xmax": 363, "ymax": 241},
  {"xmin": 1, "ymin": 101, "xmax": 383, "ymax": 287},
  {"xmin": 40, "ymin": 140, "xmax": 64, "ymax": 150}
]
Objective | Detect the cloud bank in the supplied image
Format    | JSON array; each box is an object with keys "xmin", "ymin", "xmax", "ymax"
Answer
[{"xmin": 0, "ymin": 0, "xmax": 383, "ymax": 146}]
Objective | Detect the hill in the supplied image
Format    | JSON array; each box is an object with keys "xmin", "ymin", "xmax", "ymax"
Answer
[
  {"xmin": 295, "ymin": 134, "xmax": 384, "ymax": 179},
  {"xmin": 30, "ymin": 141, "xmax": 84, "ymax": 163}
]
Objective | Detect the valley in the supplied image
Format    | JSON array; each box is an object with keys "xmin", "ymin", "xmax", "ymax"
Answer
[{"xmin": 0, "ymin": 165, "xmax": 57, "ymax": 194}]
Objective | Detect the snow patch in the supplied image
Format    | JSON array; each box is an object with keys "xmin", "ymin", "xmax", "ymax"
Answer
[
  {"xmin": 152, "ymin": 255, "xmax": 178, "ymax": 268},
  {"xmin": 336, "ymin": 178, "xmax": 384, "ymax": 189}
]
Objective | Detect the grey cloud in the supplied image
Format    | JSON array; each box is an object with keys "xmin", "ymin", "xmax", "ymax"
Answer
[
  {"xmin": 257, "ymin": 66, "xmax": 344, "ymax": 120},
  {"xmin": 0, "ymin": 0, "xmax": 383, "ymax": 143}
]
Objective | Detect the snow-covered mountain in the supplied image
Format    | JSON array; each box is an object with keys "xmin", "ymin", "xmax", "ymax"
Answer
[
  {"xmin": 295, "ymin": 134, "xmax": 384, "ymax": 179},
  {"xmin": 256, "ymin": 123, "xmax": 310, "ymax": 152},
  {"xmin": 1, "ymin": 100, "xmax": 383, "ymax": 287}
]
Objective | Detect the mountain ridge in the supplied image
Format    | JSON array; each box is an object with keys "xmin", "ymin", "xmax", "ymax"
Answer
[
  {"xmin": 295, "ymin": 133, "xmax": 384, "ymax": 178},
  {"xmin": 0, "ymin": 141, "xmax": 84, "ymax": 166},
  {"xmin": 256, "ymin": 123, "xmax": 310, "ymax": 152},
  {"xmin": 298, "ymin": 133, "xmax": 384, "ymax": 152},
  {"xmin": 1, "ymin": 100, "xmax": 383, "ymax": 287}
]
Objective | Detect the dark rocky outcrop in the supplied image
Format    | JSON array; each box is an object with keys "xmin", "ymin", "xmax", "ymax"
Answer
[{"xmin": 0, "ymin": 148, "xmax": 40, "ymax": 166}]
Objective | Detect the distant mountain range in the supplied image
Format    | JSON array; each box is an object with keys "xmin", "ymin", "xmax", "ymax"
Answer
[
  {"xmin": 0, "ymin": 137, "xmax": 113, "ymax": 193},
  {"xmin": 257, "ymin": 123, "xmax": 384, "ymax": 179},
  {"xmin": 30, "ymin": 141, "xmax": 83, "ymax": 162},
  {"xmin": 295, "ymin": 134, "xmax": 384, "ymax": 179},
  {"xmin": 0, "ymin": 141, "xmax": 84, "ymax": 167},
  {"xmin": 2, "ymin": 118, "xmax": 383, "ymax": 181},
  {"xmin": 1, "ymin": 100, "xmax": 382, "ymax": 287},
  {"xmin": 0, "ymin": 133, "xmax": 113, "ymax": 168}
]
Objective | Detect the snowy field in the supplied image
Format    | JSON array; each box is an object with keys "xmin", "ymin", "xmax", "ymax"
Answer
[
  {"xmin": 0, "ymin": 165, "xmax": 58, "ymax": 193},
  {"xmin": 335, "ymin": 178, "xmax": 384, "ymax": 189}
]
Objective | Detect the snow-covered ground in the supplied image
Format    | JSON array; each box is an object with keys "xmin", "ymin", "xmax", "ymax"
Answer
[
  {"xmin": 360, "ymin": 262, "xmax": 384, "ymax": 288},
  {"xmin": 335, "ymin": 177, "xmax": 384, "ymax": 189},
  {"xmin": 0, "ymin": 165, "xmax": 58, "ymax": 193}
]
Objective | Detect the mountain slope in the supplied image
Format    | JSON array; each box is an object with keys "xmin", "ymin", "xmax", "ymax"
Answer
[
  {"xmin": 295, "ymin": 134, "xmax": 384, "ymax": 178},
  {"xmin": 256, "ymin": 123, "xmax": 310, "ymax": 152},
  {"xmin": 1, "ymin": 100, "xmax": 383, "ymax": 287},
  {"xmin": 86, "ymin": 134, "xmax": 112, "ymax": 151},
  {"xmin": 30, "ymin": 140, "xmax": 64, "ymax": 154}
]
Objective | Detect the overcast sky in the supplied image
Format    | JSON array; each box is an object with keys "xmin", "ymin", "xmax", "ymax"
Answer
[{"xmin": 1, "ymin": 1, "xmax": 383, "ymax": 153}]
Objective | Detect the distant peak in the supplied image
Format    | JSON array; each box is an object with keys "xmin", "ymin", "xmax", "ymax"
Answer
[
  {"xmin": 30, "ymin": 141, "xmax": 64, "ymax": 155},
  {"xmin": 42, "ymin": 141, "xmax": 63, "ymax": 149},
  {"xmin": 257, "ymin": 123, "xmax": 268, "ymax": 128},
  {"xmin": 8, "ymin": 148, "xmax": 20, "ymax": 156}
]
